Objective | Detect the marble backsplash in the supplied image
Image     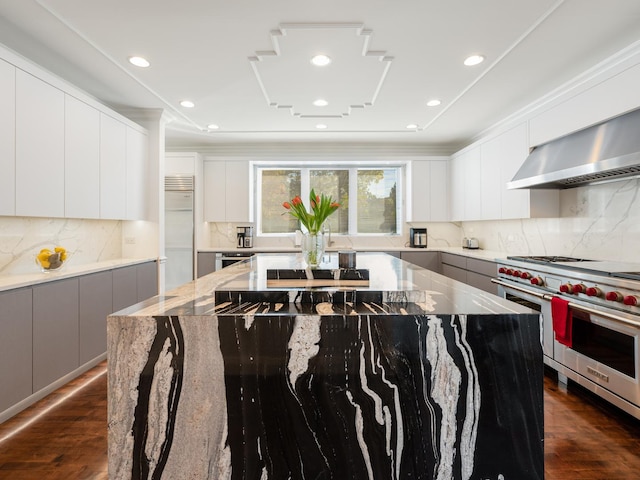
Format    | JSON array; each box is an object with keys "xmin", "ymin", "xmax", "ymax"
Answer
[
  {"xmin": 0, "ymin": 217, "xmax": 122, "ymax": 275},
  {"xmin": 207, "ymin": 221, "xmax": 463, "ymax": 251},
  {"xmin": 461, "ymin": 178, "xmax": 640, "ymax": 262}
]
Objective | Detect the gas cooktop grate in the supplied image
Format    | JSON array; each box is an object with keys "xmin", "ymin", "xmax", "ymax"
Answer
[{"xmin": 507, "ymin": 255, "xmax": 595, "ymax": 264}]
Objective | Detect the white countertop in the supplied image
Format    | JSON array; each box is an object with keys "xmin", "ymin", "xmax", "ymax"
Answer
[{"xmin": 0, "ymin": 257, "xmax": 157, "ymax": 292}]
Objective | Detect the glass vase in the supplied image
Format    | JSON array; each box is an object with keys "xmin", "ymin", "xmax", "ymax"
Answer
[{"xmin": 301, "ymin": 232, "xmax": 324, "ymax": 268}]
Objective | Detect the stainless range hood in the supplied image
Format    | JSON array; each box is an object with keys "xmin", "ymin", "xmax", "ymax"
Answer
[{"xmin": 507, "ymin": 107, "xmax": 640, "ymax": 189}]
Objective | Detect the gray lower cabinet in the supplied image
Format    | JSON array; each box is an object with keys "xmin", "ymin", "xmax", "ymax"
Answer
[
  {"xmin": 0, "ymin": 288, "xmax": 32, "ymax": 413},
  {"xmin": 137, "ymin": 261, "xmax": 158, "ymax": 302},
  {"xmin": 441, "ymin": 253, "xmax": 498, "ymax": 294},
  {"xmin": 401, "ymin": 251, "xmax": 441, "ymax": 272},
  {"xmin": 32, "ymin": 278, "xmax": 79, "ymax": 392},
  {"xmin": 113, "ymin": 265, "xmax": 138, "ymax": 312},
  {"xmin": 79, "ymin": 270, "xmax": 113, "ymax": 365},
  {"xmin": 197, "ymin": 252, "xmax": 217, "ymax": 278}
]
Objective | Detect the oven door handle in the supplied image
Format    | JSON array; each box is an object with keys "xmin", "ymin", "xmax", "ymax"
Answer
[{"xmin": 492, "ymin": 278, "xmax": 640, "ymax": 329}]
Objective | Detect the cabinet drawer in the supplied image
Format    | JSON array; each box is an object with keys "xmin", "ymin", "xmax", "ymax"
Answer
[
  {"xmin": 442, "ymin": 264, "xmax": 467, "ymax": 283},
  {"xmin": 466, "ymin": 258, "xmax": 497, "ymax": 277},
  {"xmin": 441, "ymin": 252, "xmax": 467, "ymax": 269},
  {"xmin": 467, "ymin": 271, "xmax": 498, "ymax": 295}
]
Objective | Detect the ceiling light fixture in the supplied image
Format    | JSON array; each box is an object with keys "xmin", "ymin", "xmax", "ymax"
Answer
[
  {"xmin": 406, "ymin": 124, "xmax": 418, "ymax": 129},
  {"xmin": 316, "ymin": 124, "xmax": 328, "ymax": 129},
  {"xmin": 426, "ymin": 99, "xmax": 441, "ymax": 107},
  {"xmin": 313, "ymin": 99, "xmax": 328, "ymax": 107},
  {"xmin": 463, "ymin": 54, "xmax": 485, "ymax": 66},
  {"xmin": 128, "ymin": 56, "xmax": 150, "ymax": 68},
  {"xmin": 311, "ymin": 54, "xmax": 332, "ymax": 67},
  {"xmin": 207, "ymin": 124, "xmax": 219, "ymax": 130},
  {"xmin": 180, "ymin": 100, "xmax": 195, "ymax": 108}
]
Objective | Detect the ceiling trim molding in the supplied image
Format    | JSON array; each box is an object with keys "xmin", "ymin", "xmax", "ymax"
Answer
[{"xmin": 249, "ymin": 23, "xmax": 393, "ymax": 119}]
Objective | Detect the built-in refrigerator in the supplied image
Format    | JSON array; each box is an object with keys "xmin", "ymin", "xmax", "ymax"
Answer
[{"xmin": 164, "ymin": 176, "xmax": 194, "ymax": 291}]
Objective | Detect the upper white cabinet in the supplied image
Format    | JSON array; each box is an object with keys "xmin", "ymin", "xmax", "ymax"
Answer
[
  {"xmin": 530, "ymin": 62, "xmax": 640, "ymax": 147},
  {"xmin": 65, "ymin": 95, "xmax": 100, "ymax": 219},
  {"xmin": 407, "ymin": 160, "xmax": 449, "ymax": 222},
  {"xmin": 125, "ymin": 127, "xmax": 149, "ymax": 220},
  {"xmin": 99, "ymin": 114, "xmax": 127, "ymax": 219},
  {"xmin": 15, "ymin": 70, "xmax": 65, "ymax": 218},
  {"xmin": 0, "ymin": 59, "xmax": 15, "ymax": 216},
  {"xmin": 449, "ymin": 147, "xmax": 481, "ymax": 221},
  {"xmin": 204, "ymin": 160, "xmax": 250, "ymax": 222},
  {"xmin": 451, "ymin": 123, "xmax": 558, "ymax": 221}
]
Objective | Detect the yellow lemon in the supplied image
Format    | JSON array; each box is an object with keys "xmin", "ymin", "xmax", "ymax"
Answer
[
  {"xmin": 40, "ymin": 248, "xmax": 51, "ymax": 254},
  {"xmin": 54, "ymin": 246, "xmax": 66, "ymax": 253}
]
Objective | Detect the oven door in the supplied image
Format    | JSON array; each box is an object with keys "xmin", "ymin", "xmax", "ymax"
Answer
[
  {"xmin": 493, "ymin": 279, "xmax": 553, "ymax": 361},
  {"xmin": 555, "ymin": 306, "xmax": 640, "ymax": 407}
]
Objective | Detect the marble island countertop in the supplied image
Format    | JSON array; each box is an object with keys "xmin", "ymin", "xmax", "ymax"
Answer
[{"xmin": 118, "ymin": 252, "xmax": 532, "ymax": 317}]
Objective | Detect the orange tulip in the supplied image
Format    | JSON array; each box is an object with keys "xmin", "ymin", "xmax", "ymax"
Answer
[
  {"xmin": 330, "ymin": 202, "xmax": 340, "ymax": 208},
  {"xmin": 292, "ymin": 196, "xmax": 302, "ymax": 206},
  {"xmin": 283, "ymin": 201, "xmax": 291, "ymax": 209}
]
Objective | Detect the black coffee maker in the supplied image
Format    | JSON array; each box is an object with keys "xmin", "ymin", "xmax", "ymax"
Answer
[{"xmin": 410, "ymin": 227, "xmax": 427, "ymax": 248}]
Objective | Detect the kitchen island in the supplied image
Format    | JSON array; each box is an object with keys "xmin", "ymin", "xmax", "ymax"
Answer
[{"xmin": 107, "ymin": 253, "xmax": 543, "ymax": 480}]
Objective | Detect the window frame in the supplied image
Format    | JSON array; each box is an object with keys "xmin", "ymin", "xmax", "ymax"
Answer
[{"xmin": 254, "ymin": 160, "xmax": 404, "ymax": 237}]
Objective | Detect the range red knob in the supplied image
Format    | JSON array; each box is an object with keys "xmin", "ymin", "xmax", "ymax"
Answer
[
  {"xmin": 559, "ymin": 284, "xmax": 573, "ymax": 293},
  {"xmin": 572, "ymin": 284, "xmax": 587, "ymax": 294},
  {"xmin": 623, "ymin": 295, "xmax": 639, "ymax": 306},
  {"xmin": 506, "ymin": 269, "xmax": 514, "ymax": 276},
  {"xmin": 530, "ymin": 276, "xmax": 544, "ymax": 286},
  {"xmin": 520, "ymin": 272, "xmax": 531, "ymax": 280},
  {"xmin": 498, "ymin": 267, "xmax": 507, "ymax": 274},
  {"xmin": 513, "ymin": 270, "xmax": 522, "ymax": 278},
  {"xmin": 606, "ymin": 291, "xmax": 624, "ymax": 302},
  {"xmin": 586, "ymin": 287, "xmax": 602, "ymax": 297}
]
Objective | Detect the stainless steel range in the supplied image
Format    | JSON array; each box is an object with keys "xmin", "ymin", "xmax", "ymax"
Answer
[{"xmin": 492, "ymin": 255, "xmax": 640, "ymax": 420}]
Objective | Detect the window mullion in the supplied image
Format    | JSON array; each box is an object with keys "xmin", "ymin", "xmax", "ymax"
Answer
[{"xmin": 348, "ymin": 167, "xmax": 358, "ymax": 234}]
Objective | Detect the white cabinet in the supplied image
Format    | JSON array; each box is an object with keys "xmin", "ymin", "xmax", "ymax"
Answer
[
  {"xmin": 449, "ymin": 147, "xmax": 481, "ymax": 221},
  {"xmin": 407, "ymin": 160, "xmax": 449, "ymax": 222},
  {"xmin": 15, "ymin": 70, "xmax": 65, "ymax": 218},
  {"xmin": 125, "ymin": 126, "xmax": 149, "ymax": 220},
  {"xmin": 204, "ymin": 160, "xmax": 251, "ymax": 222},
  {"xmin": 99, "ymin": 113, "xmax": 127, "ymax": 219},
  {"xmin": 451, "ymin": 123, "xmax": 559, "ymax": 221},
  {"xmin": 0, "ymin": 59, "xmax": 15, "ymax": 216},
  {"xmin": 65, "ymin": 95, "xmax": 100, "ymax": 219}
]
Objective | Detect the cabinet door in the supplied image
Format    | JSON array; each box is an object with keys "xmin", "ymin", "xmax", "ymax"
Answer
[
  {"xmin": 65, "ymin": 95, "xmax": 100, "ymax": 219},
  {"xmin": 442, "ymin": 264, "xmax": 467, "ymax": 284},
  {"xmin": 499, "ymin": 123, "xmax": 533, "ymax": 219},
  {"xmin": 463, "ymin": 148, "xmax": 482, "ymax": 221},
  {"xmin": 401, "ymin": 251, "xmax": 440, "ymax": 272},
  {"xmin": 467, "ymin": 271, "xmax": 498, "ymax": 295},
  {"xmin": 0, "ymin": 288, "xmax": 32, "ymax": 413},
  {"xmin": 100, "ymin": 113, "xmax": 127, "ymax": 219},
  {"xmin": 112, "ymin": 265, "xmax": 138, "ymax": 312},
  {"xmin": 126, "ymin": 127, "xmax": 149, "ymax": 220},
  {"xmin": 137, "ymin": 261, "xmax": 158, "ymax": 302},
  {"xmin": 33, "ymin": 278, "xmax": 79, "ymax": 392},
  {"xmin": 480, "ymin": 136, "xmax": 502, "ymax": 220},
  {"xmin": 449, "ymin": 155, "xmax": 465, "ymax": 221},
  {"xmin": 408, "ymin": 161, "xmax": 430, "ymax": 222},
  {"xmin": 204, "ymin": 161, "xmax": 226, "ymax": 221},
  {"xmin": 197, "ymin": 252, "xmax": 217, "ymax": 277},
  {"xmin": 0, "ymin": 58, "xmax": 15, "ymax": 216},
  {"xmin": 225, "ymin": 161, "xmax": 250, "ymax": 222},
  {"xmin": 79, "ymin": 270, "xmax": 112, "ymax": 364},
  {"xmin": 15, "ymin": 69, "xmax": 65, "ymax": 218},
  {"xmin": 429, "ymin": 161, "xmax": 449, "ymax": 221}
]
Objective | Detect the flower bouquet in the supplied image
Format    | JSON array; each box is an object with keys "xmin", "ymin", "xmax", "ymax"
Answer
[{"xmin": 283, "ymin": 189, "xmax": 339, "ymax": 267}]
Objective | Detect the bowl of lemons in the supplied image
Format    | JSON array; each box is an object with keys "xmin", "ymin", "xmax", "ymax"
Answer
[{"xmin": 35, "ymin": 246, "xmax": 69, "ymax": 272}]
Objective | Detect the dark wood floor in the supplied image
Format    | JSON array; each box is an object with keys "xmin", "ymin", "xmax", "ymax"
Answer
[{"xmin": 0, "ymin": 363, "xmax": 639, "ymax": 479}]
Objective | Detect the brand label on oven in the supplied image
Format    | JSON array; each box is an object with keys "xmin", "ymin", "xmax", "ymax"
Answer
[{"xmin": 587, "ymin": 366, "xmax": 609, "ymax": 382}]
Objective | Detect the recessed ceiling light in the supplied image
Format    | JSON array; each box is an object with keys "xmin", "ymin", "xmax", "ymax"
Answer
[
  {"xmin": 426, "ymin": 99, "xmax": 441, "ymax": 107},
  {"xmin": 311, "ymin": 54, "xmax": 332, "ymax": 67},
  {"xmin": 464, "ymin": 54, "xmax": 485, "ymax": 66},
  {"xmin": 128, "ymin": 56, "xmax": 150, "ymax": 68},
  {"xmin": 406, "ymin": 124, "xmax": 418, "ymax": 129},
  {"xmin": 180, "ymin": 100, "xmax": 195, "ymax": 108},
  {"xmin": 313, "ymin": 99, "xmax": 328, "ymax": 107},
  {"xmin": 316, "ymin": 124, "xmax": 328, "ymax": 129},
  {"xmin": 207, "ymin": 124, "xmax": 219, "ymax": 130}
]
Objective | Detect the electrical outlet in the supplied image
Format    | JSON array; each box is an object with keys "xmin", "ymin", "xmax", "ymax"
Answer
[{"xmin": 125, "ymin": 237, "xmax": 136, "ymax": 245}]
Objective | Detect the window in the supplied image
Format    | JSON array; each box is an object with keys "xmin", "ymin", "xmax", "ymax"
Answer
[{"xmin": 256, "ymin": 163, "xmax": 402, "ymax": 235}]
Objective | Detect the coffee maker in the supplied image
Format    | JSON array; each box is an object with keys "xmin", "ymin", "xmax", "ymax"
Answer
[
  {"xmin": 409, "ymin": 227, "xmax": 427, "ymax": 248},
  {"xmin": 237, "ymin": 226, "xmax": 253, "ymax": 248}
]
